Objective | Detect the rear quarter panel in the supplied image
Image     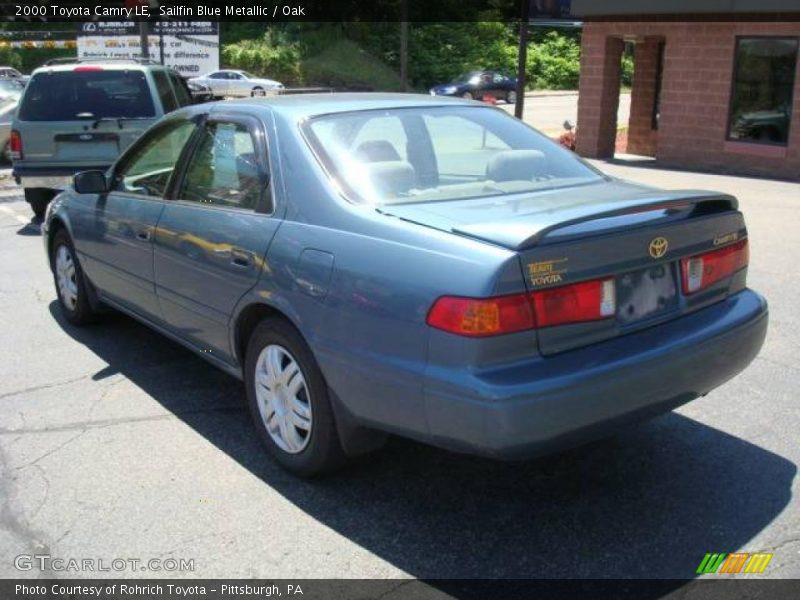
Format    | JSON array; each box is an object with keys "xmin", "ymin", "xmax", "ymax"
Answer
[{"xmin": 241, "ymin": 111, "xmax": 524, "ymax": 437}]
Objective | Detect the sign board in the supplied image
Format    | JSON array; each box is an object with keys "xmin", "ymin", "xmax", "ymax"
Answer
[
  {"xmin": 532, "ymin": 0, "xmax": 573, "ymax": 20},
  {"xmin": 77, "ymin": 21, "xmax": 219, "ymax": 77}
]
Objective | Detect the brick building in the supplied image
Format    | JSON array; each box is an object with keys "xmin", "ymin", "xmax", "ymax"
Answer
[{"xmin": 571, "ymin": 1, "xmax": 800, "ymax": 180}]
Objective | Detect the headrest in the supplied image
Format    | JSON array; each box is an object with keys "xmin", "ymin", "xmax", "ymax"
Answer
[
  {"xmin": 486, "ymin": 149, "xmax": 546, "ymax": 182},
  {"xmin": 364, "ymin": 160, "xmax": 415, "ymax": 198},
  {"xmin": 355, "ymin": 140, "xmax": 402, "ymax": 162}
]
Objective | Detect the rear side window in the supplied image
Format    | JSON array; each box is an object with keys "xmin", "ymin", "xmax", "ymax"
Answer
[
  {"xmin": 18, "ymin": 70, "xmax": 155, "ymax": 121},
  {"xmin": 179, "ymin": 121, "xmax": 263, "ymax": 210},
  {"xmin": 152, "ymin": 71, "xmax": 178, "ymax": 114}
]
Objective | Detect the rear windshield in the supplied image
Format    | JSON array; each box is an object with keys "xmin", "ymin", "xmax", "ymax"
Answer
[
  {"xmin": 18, "ymin": 70, "xmax": 155, "ymax": 121},
  {"xmin": 303, "ymin": 106, "xmax": 603, "ymax": 206}
]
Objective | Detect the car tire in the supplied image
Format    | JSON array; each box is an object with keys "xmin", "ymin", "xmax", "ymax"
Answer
[
  {"xmin": 251, "ymin": 87, "xmax": 266, "ymax": 97},
  {"xmin": 507, "ymin": 90, "xmax": 517, "ymax": 105},
  {"xmin": 25, "ymin": 188, "xmax": 55, "ymax": 221},
  {"xmin": 50, "ymin": 229, "xmax": 97, "ymax": 326},
  {"xmin": 461, "ymin": 91, "xmax": 473, "ymax": 100},
  {"xmin": 245, "ymin": 318, "xmax": 346, "ymax": 477},
  {"xmin": 1, "ymin": 140, "xmax": 10, "ymax": 164}
]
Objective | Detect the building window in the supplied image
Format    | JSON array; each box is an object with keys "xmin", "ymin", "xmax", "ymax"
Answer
[{"xmin": 728, "ymin": 37, "xmax": 798, "ymax": 145}]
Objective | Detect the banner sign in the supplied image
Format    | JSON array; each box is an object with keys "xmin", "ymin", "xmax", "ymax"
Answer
[{"xmin": 76, "ymin": 21, "xmax": 219, "ymax": 77}]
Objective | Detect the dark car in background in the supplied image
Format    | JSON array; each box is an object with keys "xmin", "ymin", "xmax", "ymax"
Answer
[{"xmin": 430, "ymin": 70, "xmax": 518, "ymax": 103}]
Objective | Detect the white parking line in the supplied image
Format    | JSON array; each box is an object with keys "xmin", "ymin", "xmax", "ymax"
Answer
[{"xmin": 0, "ymin": 205, "xmax": 30, "ymax": 225}]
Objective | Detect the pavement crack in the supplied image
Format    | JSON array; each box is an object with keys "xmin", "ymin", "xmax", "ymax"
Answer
[
  {"xmin": 0, "ymin": 444, "xmax": 54, "ymax": 575},
  {"xmin": 13, "ymin": 430, "xmax": 87, "ymax": 471},
  {"xmin": 0, "ymin": 375, "xmax": 91, "ymax": 401},
  {"xmin": 0, "ymin": 405, "xmax": 245, "ymax": 436}
]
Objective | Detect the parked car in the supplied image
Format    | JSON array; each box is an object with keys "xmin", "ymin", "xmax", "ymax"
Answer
[
  {"xmin": 0, "ymin": 80, "xmax": 24, "ymax": 162},
  {"xmin": 430, "ymin": 70, "xmax": 518, "ymax": 103},
  {"xmin": 11, "ymin": 59, "xmax": 193, "ymax": 219},
  {"xmin": 732, "ymin": 105, "xmax": 791, "ymax": 144},
  {"xmin": 43, "ymin": 94, "xmax": 768, "ymax": 476},
  {"xmin": 188, "ymin": 69, "xmax": 284, "ymax": 99},
  {"xmin": 0, "ymin": 78, "xmax": 25, "ymax": 99},
  {"xmin": 186, "ymin": 79, "xmax": 214, "ymax": 103},
  {"xmin": 0, "ymin": 66, "xmax": 29, "ymax": 85},
  {"xmin": 0, "ymin": 96, "xmax": 20, "ymax": 162}
]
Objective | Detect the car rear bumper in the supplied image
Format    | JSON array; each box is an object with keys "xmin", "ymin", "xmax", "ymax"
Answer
[
  {"xmin": 422, "ymin": 289, "xmax": 768, "ymax": 459},
  {"xmin": 14, "ymin": 165, "xmax": 110, "ymax": 190}
]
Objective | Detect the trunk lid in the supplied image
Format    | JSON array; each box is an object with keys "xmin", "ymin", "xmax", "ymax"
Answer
[{"xmin": 381, "ymin": 179, "xmax": 747, "ymax": 355}]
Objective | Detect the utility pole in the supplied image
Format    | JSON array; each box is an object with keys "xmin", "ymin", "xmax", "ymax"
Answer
[
  {"xmin": 400, "ymin": 0, "xmax": 408, "ymax": 92},
  {"xmin": 514, "ymin": 0, "xmax": 531, "ymax": 119},
  {"xmin": 138, "ymin": 21, "xmax": 150, "ymax": 60}
]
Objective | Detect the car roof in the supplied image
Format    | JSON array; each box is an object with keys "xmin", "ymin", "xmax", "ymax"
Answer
[
  {"xmin": 30, "ymin": 62, "xmax": 172, "ymax": 75},
  {"xmin": 216, "ymin": 92, "xmax": 479, "ymax": 120}
]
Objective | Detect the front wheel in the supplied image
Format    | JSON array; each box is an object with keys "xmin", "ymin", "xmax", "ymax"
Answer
[
  {"xmin": 25, "ymin": 188, "xmax": 55, "ymax": 221},
  {"xmin": 245, "ymin": 318, "xmax": 345, "ymax": 477},
  {"xmin": 251, "ymin": 86, "xmax": 266, "ymax": 97},
  {"xmin": 51, "ymin": 229, "xmax": 97, "ymax": 325},
  {"xmin": 507, "ymin": 90, "xmax": 517, "ymax": 105},
  {"xmin": 461, "ymin": 91, "xmax": 473, "ymax": 100}
]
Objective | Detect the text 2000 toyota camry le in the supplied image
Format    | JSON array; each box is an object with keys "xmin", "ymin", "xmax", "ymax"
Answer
[{"xmin": 42, "ymin": 94, "xmax": 768, "ymax": 476}]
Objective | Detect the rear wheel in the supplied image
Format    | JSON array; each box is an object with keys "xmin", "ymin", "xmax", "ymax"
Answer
[
  {"xmin": 51, "ymin": 229, "xmax": 97, "ymax": 325},
  {"xmin": 25, "ymin": 188, "xmax": 55, "ymax": 221},
  {"xmin": 245, "ymin": 318, "xmax": 345, "ymax": 476}
]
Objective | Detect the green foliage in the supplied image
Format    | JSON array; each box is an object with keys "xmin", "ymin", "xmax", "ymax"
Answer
[
  {"xmin": 219, "ymin": 23, "xmax": 589, "ymax": 92},
  {"xmin": 0, "ymin": 47, "xmax": 74, "ymax": 73},
  {"xmin": 621, "ymin": 43, "xmax": 634, "ymax": 87},
  {"xmin": 221, "ymin": 29, "xmax": 302, "ymax": 85},
  {"xmin": 526, "ymin": 31, "xmax": 581, "ymax": 90}
]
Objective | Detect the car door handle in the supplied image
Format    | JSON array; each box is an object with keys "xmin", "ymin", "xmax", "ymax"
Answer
[
  {"xmin": 230, "ymin": 249, "xmax": 253, "ymax": 268},
  {"xmin": 136, "ymin": 230, "xmax": 151, "ymax": 241}
]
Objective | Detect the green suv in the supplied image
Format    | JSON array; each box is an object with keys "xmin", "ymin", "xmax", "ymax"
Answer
[{"xmin": 11, "ymin": 59, "xmax": 193, "ymax": 219}]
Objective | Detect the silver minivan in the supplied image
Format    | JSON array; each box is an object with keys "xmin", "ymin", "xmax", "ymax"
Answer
[{"xmin": 11, "ymin": 59, "xmax": 193, "ymax": 218}]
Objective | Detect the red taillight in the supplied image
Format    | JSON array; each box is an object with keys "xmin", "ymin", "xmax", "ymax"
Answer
[
  {"xmin": 426, "ymin": 294, "xmax": 535, "ymax": 337},
  {"xmin": 681, "ymin": 239, "xmax": 749, "ymax": 295},
  {"xmin": 531, "ymin": 278, "xmax": 616, "ymax": 328},
  {"xmin": 427, "ymin": 277, "xmax": 616, "ymax": 337},
  {"xmin": 73, "ymin": 66, "xmax": 104, "ymax": 72},
  {"xmin": 9, "ymin": 130, "xmax": 21, "ymax": 160}
]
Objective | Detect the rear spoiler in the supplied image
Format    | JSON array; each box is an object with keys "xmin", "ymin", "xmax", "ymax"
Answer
[{"xmin": 452, "ymin": 190, "xmax": 738, "ymax": 251}]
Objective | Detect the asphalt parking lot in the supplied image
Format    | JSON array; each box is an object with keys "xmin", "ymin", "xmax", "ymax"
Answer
[{"xmin": 0, "ymin": 161, "xmax": 797, "ymax": 582}]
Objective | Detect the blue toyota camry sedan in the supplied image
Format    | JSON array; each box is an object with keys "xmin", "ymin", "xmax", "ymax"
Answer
[{"xmin": 43, "ymin": 94, "xmax": 768, "ymax": 476}]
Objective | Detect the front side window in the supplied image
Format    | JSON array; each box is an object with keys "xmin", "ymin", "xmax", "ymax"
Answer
[
  {"xmin": 303, "ymin": 106, "xmax": 603, "ymax": 206},
  {"xmin": 19, "ymin": 70, "xmax": 156, "ymax": 121},
  {"xmin": 728, "ymin": 37, "xmax": 798, "ymax": 145},
  {"xmin": 114, "ymin": 120, "xmax": 196, "ymax": 197},
  {"xmin": 179, "ymin": 121, "xmax": 263, "ymax": 210}
]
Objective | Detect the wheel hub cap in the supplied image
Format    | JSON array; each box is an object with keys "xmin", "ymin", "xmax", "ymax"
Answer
[
  {"xmin": 254, "ymin": 344, "xmax": 312, "ymax": 454},
  {"xmin": 55, "ymin": 245, "xmax": 78, "ymax": 311}
]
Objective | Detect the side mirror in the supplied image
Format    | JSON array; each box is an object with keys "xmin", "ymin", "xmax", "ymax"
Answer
[{"xmin": 73, "ymin": 170, "xmax": 109, "ymax": 194}]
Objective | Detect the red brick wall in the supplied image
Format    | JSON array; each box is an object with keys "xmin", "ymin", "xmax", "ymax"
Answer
[
  {"xmin": 576, "ymin": 35, "xmax": 624, "ymax": 158},
  {"xmin": 627, "ymin": 37, "xmax": 661, "ymax": 156},
  {"xmin": 576, "ymin": 21, "xmax": 800, "ymax": 180}
]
